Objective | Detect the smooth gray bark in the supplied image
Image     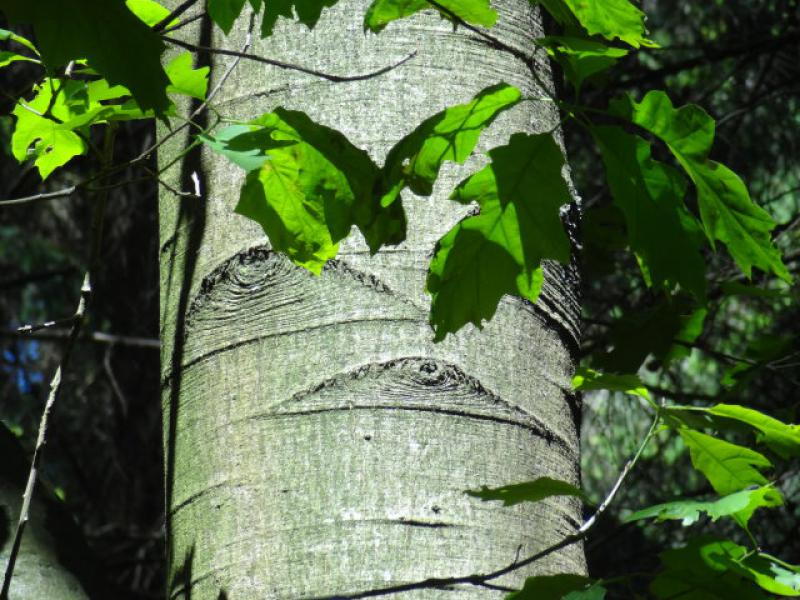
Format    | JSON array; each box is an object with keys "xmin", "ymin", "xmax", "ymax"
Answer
[{"xmin": 159, "ymin": 2, "xmax": 583, "ymax": 598}]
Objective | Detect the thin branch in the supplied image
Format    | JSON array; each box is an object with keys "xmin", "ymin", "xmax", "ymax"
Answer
[
  {"xmin": 0, "ymin": 186, "xmax": 77, "ymax": 206},
  {"xmin": 0, "ymin": 124, "xmax": 118, "ymax": 600},
  {"xmin": 1, "ymin": 328, "xmax": 160, "ymax": 349},
  {"xmin": 304, "ymin": 411, "xmax": 662, "ymax": 600},
  {"xmin": 161, "ymin": 11, "xmax": 206, "ymax": 35},
  {"xmin": 152, "ymin": 0, "xmax": 201, "ymax": 32},
  {"xmin": 162, "ymin": 35, "xmax": 418, "ymax": 83}
]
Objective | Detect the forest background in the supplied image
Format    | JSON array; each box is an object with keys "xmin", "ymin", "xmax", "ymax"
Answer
[{"xmin": 0, "ymin": 0, "xmax": 799, "ymax": 598}]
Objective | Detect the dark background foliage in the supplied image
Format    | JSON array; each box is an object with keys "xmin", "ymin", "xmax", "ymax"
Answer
[{"xmin": 1, "ymin": 1, "xmax": 798, "ymax": 597}]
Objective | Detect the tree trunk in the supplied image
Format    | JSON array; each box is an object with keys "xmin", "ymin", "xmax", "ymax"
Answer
[{"xmin": 159, "ymin": 2, "xmax": 583, "ymax": 598}]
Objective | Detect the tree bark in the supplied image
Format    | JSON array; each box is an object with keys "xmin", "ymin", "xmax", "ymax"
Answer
[{"xmin": 159, "ymin": 2, "xmax": 583, "ymax": 598}]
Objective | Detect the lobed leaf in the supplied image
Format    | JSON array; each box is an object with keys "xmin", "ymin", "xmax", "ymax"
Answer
[
  {"xmin": 653, "ymin": 537, "xmax": 800, "ymax": 598},
  {"xmin": 364, "ymin": 0, "xmax": 497, "ymax": 33},
  {"xmin": 379, "ymin": 82, "xmax": 521, "ymax": 206},
  {"xmin": 592, "ymin": 125, "xmax": 706, "ymax": 299},
  {"xmin": 426, "ymin": 132, "xmax": 571, "ymax": 340},
  {"xmin": 679, "ymin": 428, "xmax": 771, "ymax": 496},
  {"xmin": 3, "ymin": 0, "xmax": 171, "ymax": 116},
  {"xmin": 260, "ymin": 0, "xmax": 340, "ymax": 37},
  {"xmin": 208, "ymin": 0, "xmax": 248, "ymax": 33},
  {"xmin": 203, "ymin": 109, "xmax": 404, "ymax": 272},
  {"xmin": 535, "ymin": 0, "xmax": 655, "ymax": 48},
  {"xmin": 706, "ymin": 404, "xmax": 800, "ymax": 459},
  {"xmin": 625, "ymin": 486, "xmax": 782, "ymax": 528},
  {"xmin": 611, "ymin": 91, "xmax": 791, "ymax": 283},
  {"xmin": 466, "ymin": 476, "xmax": 583, "ymax": 507},
  {"xmin": 165, "ymin": 52, "xmax": 209, "ymax": 100}
]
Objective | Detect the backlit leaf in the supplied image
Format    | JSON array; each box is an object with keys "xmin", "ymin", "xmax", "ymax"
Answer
[
  {"xmin": 365, "ymin": 0, "xmax": 497, "ymax": 33},
  {"xmin": 611, "ymin": 91, "xmax": 790, "ymax": 282},
  {"xmin": 379, "ymin": 83, "xmax": 521, "ymax": 206},
  {"xmin": 679, "ymin": 428, "xmax": 770, "ymax": 495},
  {"xmin": 165, "ymin": 52, "xmax": 209, "ymax": 100},
  {"xmin": 535, "ymin": 0, "xmax": 655, "ymax": 48},
  {"xmin": 625, "ymin": 486, "xmax": 782, "ymax": 528},
  {"xmin": 592, "ymin": 125, "xmax": 706, "ymax": 299},
  {"xmin": 3, "ymin": 0, "xmax": 171, "ymax": 116},
  {"xmin": 537, "ymin": 36, "xmax": 627, "ymax": 90}
]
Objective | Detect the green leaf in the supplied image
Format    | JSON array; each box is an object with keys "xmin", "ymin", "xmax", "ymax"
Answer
[
  {"xmin": 11, "ymin": 80, "xmax": 87, "ymax": 179},
  {"xmin": 0, "ymin": 27, "xmax": 38, "ymax": 54},
  {"xmin": 652, "ymin": 537, "xmax": 768, "ymax": 600},
  {"xmin": 592, "ymin": 125, "xmax": 706, "ymax": 299},
  {"xmin": 537, "ymin": 36, "xmax": 627, "ymax": 90},
  {"xmin": 679, "ymin": 428, "xmax": 770, "ymax": 495},
  {"xmin": 208, "ymin": 0, "xmax": 247, "ymax": 33},
  {"xmin": 426, "ymin": 132, "xmax": 571, "ymax": 340},
  {"xmin": 535, "ymin": 0, "xmax": 655, "ymax": 48},
  {"xmin": 260, "ymin": 0, "xmax": 339, "ymax": 37},
  {"xmin": 507, "ymin": 575, "xmax": 604, "ymax": 600},
  {"xmin": 165, "ymin": 52, "xmax": 209, "ymax": 100},
  {"xmin": 126, "ymin": 0, "xmax": 176, "ymax": 28},
  {"xmin": 612, "ymin": 91, "xmax": 790, "ymax": 283},
  {"xmin": 572, "ymin": 368, "xmax": 650, "ymax": 400},
  {"xmin": 466, "ymin": 477, "xmax": 583, "ymax": 507},
  {"xmin": 208, "ymin": 109, "xmax": 401, "ymax": 272},
  {"xmin": 625, "ymin": 486, "xmax": 782, "ymax": 528},
  {"xmin": 364, "ymin": 0, "xmax": 497, "ymax": 33},
  {"xmin": 0, "ymin": 51, "xmax": 39, "ymax": 68},
  {"xmin": 3, "ymin": 0, "xmax": 170, "ymax": 116},
  {"xmin": 379, "ymin": 82, "xmax": 521, "ymax": 205},
  {"xmin": 705, "ymin": 404, "xmax": 800, "ymax": 459}
]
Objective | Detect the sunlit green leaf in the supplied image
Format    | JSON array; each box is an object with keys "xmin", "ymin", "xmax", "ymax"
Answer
[
  {"xmin": 467, "ymin": 477, "xmax": 583, "ymax": 507},
  {"xmin": 165, "ymin": 52, "xmax": 209, "ymax": 100},
  {"xmin": 126, "ymin": 0, "xmax": 176, "ymax": 28},
  {"xmin": 0, "ymin": 51, "xmax": 39, "ymax": 68},
  {"xmin": 679, "ymin": 428, "xmax": 770, "ymax": 495},
  {"xmin": 379, "ymin": 83, "xmax": 521, "ymax": 206},
  {"xmin": 535, "ymin": 0, "xmax": 655, "ymax": 48},
  {"xmin": 204, "ymin": 109, "xmax": 403, "ymax": 272},
  {"xmin": 705, "ymin": 404, "xmax": 800, "ymax": 460},
  {"xmin": 625, "ymin": 486, "xmax": 782, "ymax": 528},
  {"xmin": 365, "ymin": 0, "xmax": 497, "ymax": 33},
  {"xmin": 11, "ymin": 80, "xmax": 87, "ymax": 179},
  {"xmin": 427, "ymin": 132, "xmax": 571, "ymax": 340},
  {"xmin": 611, "ymin": 91, "xmax": 790, "ymax": 283},
  {"xmin": 261, "ymin": 0, "xmax": 339, "ymax": 37}
]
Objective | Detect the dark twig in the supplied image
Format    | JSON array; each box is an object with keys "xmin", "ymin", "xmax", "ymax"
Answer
[
  {"xmin": 152, "ymin": 0, "xmax": 201, "ymax": 32},
  {"xmin": 0, "ymin": 186, "xmax": 77, "ymax": 206},
  {"xmin": 0, "ymin": 328, "xmax": 160, "ymax": 349},
  {"xmin": 162, "ymin": 35, "xmax": 418, "ymax": 83},
  {"xmin": 0, "ymin": 123, "xmax": 118, "ymax": 600}
]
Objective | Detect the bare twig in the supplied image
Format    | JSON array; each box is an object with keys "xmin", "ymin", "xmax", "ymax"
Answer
[
  {"xmin": 0, "ymin": 186, "xmax": 77, "ymax": 206},
  {"xmin": 152, "ymin": 0, "xmax": 201, "ymax": 32},
  {"xmin": 0, "ymin": 328, "xmax": 160, "ymax": 349},
  {"xmin": 162, "ymin": 35, "xmax": 418, "ymax": 83},
  {"xmin": 0, "ymin": 124, "xmax": 118, "ymax": 600}
]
